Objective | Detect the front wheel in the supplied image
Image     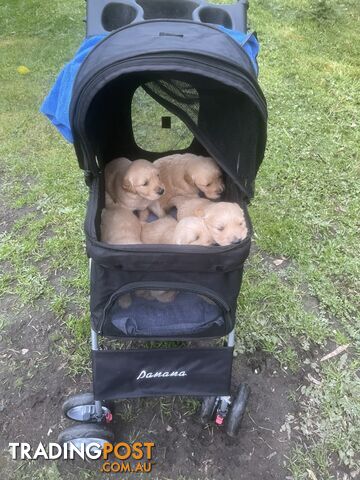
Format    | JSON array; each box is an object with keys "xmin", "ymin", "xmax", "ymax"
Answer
[
  {"xmin": 62, "ymin": 393, "xmax": 112, "ymax": 423},
  {"xmin": 225, "ymin": 383, "xmax": 250, "ymax": 437},
  {"xmin": 58, "ymin": 424, "xmax": 114, "ymax": 451}
]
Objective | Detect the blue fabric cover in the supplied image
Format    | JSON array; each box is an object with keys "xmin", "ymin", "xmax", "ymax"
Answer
[
  {"xmin": 218, "ymin": 28, "xmax": 259, "ymax": 75},
  {"xmin": 40, "ymin": 29, "xmax": 259, "ymax": 143},
  {"xmin": 40, "ymin": 35, "xmax": 106, "ymax": 142}
]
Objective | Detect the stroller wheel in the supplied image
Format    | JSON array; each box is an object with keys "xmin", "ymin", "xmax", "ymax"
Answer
[
  {"xmin": 62, "ymin": 393, "xmax": 112, "ymax": 423},
  {"xmin": 225, "ymin": 383, "xmax": 250, "ymax": 437},
  {"xmin": 199, "ymin": 396, "xmax": 218, "ymax": 425},
  {"xmin": 58, "ymin": 424, "xmax": 114, "ymax": 451}
]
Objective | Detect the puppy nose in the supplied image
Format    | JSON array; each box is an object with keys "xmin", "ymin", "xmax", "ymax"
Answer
[{"xmin": 157, "ymin": 188, "xmax": 165, "ymax": 195}]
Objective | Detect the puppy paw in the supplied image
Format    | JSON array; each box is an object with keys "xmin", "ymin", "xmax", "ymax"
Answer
[
  {"xmin": 138, "ymin": 209, "xmax": 150, "ymax": 222},
  {"xmin": 153, "ymin": 290, "xmax": 178, "ymax": 303},
  {"xmin": 118, "ymin": 294, "xmax": 132, "ymax": 309},
  {"xmin": 149, "ymin": 201, "xmax": 166, "ymax": 218}
]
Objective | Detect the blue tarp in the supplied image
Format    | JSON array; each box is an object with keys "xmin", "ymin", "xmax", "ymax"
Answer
[
  {"xmin": 40, "ymin": 29, "xmax": 259, "ymax": 143},
  {"xmin": 40, "ymin": 35, "xmax": 106, "ymax": 143}
]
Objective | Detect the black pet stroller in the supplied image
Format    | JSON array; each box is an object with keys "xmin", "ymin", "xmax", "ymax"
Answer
[{"xmin": 58, "ymin": 0, "xmax": 267, "ymax": 447}]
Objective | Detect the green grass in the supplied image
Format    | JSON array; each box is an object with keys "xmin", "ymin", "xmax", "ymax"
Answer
[{"xmin": 0, "ymin": 0, "xmax": 359, "ymax": 479}]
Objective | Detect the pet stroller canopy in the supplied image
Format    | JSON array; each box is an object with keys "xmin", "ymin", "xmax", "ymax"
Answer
[{"xmin": 70, "ymin": 20, "xmax": 267, "ymax": 199}]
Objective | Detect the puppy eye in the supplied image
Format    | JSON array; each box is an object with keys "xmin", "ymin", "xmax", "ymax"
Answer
[
  {"xmin": 217, "ymin": 226, "xmax": 224, "ymax": 231},
  {"xmin": 142, "ymin": 180, "xmax": 149, "ymax": 186},
  {"xmin": 206, "ymin": 182, "xmax": 211, "ymax": 187}
]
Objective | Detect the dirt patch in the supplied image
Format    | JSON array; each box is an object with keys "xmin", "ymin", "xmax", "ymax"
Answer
[
  {"xmin": 0, "ymin": 293, "xmax": 88, "ymax": 476},
  {"xmin": 1, "ymin": 300, "xmax": 300, "ymax": 480}
]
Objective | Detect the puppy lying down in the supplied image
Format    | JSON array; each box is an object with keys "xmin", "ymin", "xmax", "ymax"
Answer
[
  {"xmin": 101, "ymin": 205, "xmax": 141, "ymax": 245},
  {"xmin": 153, "ymin": 153, "xmax": 224, "ymax": 215},
  {"xmin": 141, "ymin": 216, "xmax": 215, "ymax": 246},
  {"xmin": 173, "ymin": 196, "xmax": 248, "ymax": 246}
]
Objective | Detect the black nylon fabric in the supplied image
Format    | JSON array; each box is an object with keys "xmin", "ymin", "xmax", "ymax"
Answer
[
  {"xmin": 70, "ymin": 20, "xmax": 267, "ymax": 198},
  {"xmin": 90, "ymin": 261, "xmax": 244, "ymax": 337},
  {"xmin": 72, "ymin": 20, "xmax": 259, "ymax": 97},
  {"xmin": 92, "ymin": 347, "xmax": 233, "ymax": 400}
]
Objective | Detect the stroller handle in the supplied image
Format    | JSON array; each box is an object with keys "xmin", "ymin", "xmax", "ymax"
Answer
[{"xmin": 85, "ymin": 0, "xmax": 249, "ymax": 37}]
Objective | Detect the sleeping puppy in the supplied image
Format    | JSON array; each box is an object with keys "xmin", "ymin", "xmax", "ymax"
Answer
[
  {"xmin": 141, "ymin": 216, "xmax": 214, "ymax": 246},
  {"xmin": 101, "ymin": 205, "xmax": 142, "ymax": 245},
  {"xmin": 154, "ymin": 153, "xmax": 224, "ymax": 214},
  {"xmin": 173, "ymin": 217, "xmax": 214, "ymax": 246},
  {"xmin": 173, "ymin": 197, "xmax": 248, "ymax": 246},
  {"xmin": 105, "ymin": 157, "xmax": 165, "ymax": 216}
]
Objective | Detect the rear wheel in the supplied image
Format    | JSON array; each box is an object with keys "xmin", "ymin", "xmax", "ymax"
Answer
[
  {"xmin": 225, "ymin": 383, "xmax": 250, "ymax": 437},
  {"xmin": 199, "ymin": 396, "xmax": 218, "ymax": 425},
  {"xmin": 58, "ymin": 424, "xmax": 114, "ymax": 451}
]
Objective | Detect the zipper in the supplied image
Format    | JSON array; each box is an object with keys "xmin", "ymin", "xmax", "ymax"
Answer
[{"xmin": 100, "ymin": 281, "xmax": 230, "ymax": 334}]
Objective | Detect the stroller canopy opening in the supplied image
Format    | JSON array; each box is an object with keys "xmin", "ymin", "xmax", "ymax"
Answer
[{"xmin": 70, "ymin": 20, "xmax": 267, "ymax": 199}]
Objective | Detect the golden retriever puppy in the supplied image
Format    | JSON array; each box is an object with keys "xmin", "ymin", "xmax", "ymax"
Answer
[
  {"xmin": 104, "ymin": 157, "xmax": 165, "ymax": 215},
  {"xmin": 140, "ymin": 216, "xmax": 178, "ymax": 244},
  {"xmin": 101, "ymin": 205, "xmax": 142, "ymax": 245},
  {"xmin": 173, "ymin": 197, "xmax": 248, "ymax": 246},
  {"xmin": 154, "ymin": 153, "xmax": 224, "ymax": 214},
  {"xmin": 173, "ymin": 217, "xmax": 214, "ymax": 246},
  {"xmin": 141, "ymin": 216, "xmax": 213, "ymax": 246}
]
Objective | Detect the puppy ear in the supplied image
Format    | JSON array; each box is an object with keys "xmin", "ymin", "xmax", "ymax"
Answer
[
  {"xmin": 122, "ymin": 176, "xmax": 134, "ymax": 193},
  {"xmin": 184, "ymin": 172, "xmax": 195, "ymax": 185}
]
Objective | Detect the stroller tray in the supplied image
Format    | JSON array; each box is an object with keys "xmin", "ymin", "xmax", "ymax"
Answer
[{"xmin": 93, "ymin": 346, "xmax": 233, "ymax": 400}]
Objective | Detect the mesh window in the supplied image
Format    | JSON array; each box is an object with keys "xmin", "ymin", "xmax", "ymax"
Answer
[
  {"xmin": 142, "ymin": 76, "xmax": 261, "ymax": 198},
  {"xmin": 132, "ymin": 85, "xmax": 195, "ymax": 152}
]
